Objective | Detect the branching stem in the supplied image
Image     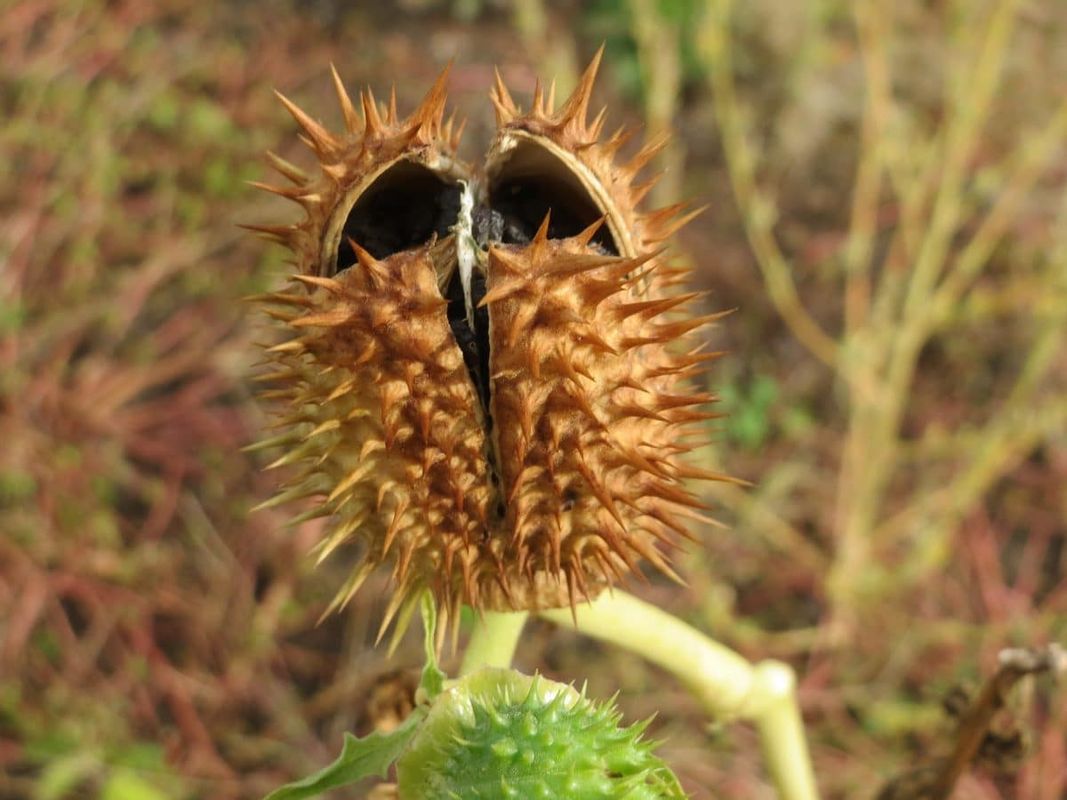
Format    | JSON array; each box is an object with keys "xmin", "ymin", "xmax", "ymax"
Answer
[{"xmin": 540, "ymin": 591, "xmax": 820, "ymax": 800}]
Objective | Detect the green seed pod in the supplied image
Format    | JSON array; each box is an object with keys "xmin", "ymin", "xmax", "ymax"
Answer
[{"xmin": 396, "ymin": 668, "xmax": 687, "ymax": 799}]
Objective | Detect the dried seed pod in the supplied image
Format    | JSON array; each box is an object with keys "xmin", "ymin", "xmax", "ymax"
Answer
[
  {"xmin": 485, "ymin": 46, "xmax": 702, "ymax": 261},
  {"xmin": 247, "ymin": 65, "xmax": 469, "ymax": 278},
  {"xmin": 250, "ymin": 57, "xmax": 726, "ymax": 639},
  {"xmin": 480, "ymin": 220, "xmax": 727, "ymax": 611}
]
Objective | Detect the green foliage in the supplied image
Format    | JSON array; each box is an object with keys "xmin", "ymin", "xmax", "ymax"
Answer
[
  {"xmin": 585, "ymin": 0, "xmax": 708, "ymax": 102},
  {"xmin": 719, "ymin": 374, "xmax": 778, "ymax": 450},
  {"xmin": 31, "ymin": 746, "xmax": 173, "ymax": 800},
  {"xmin": 262, "ymin": 716, "xmax": 425, "ymax": 800},
  {"xmin": 99, "ymin": 769, "xmax": 170, "ymax": 800},
  {"xmin": 262, "ymin": 595, "xmax": 444, "ymax": 800}
]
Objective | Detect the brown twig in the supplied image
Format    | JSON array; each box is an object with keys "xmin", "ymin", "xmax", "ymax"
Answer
[{"xmin": 876, "ymin": 644, "xmax": 1067, "ymax": 800}]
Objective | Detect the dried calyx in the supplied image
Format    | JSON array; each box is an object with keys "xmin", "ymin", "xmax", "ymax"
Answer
[{"xmin": 248, "ymin": 50, "xmax": 730, "ymax": 639}]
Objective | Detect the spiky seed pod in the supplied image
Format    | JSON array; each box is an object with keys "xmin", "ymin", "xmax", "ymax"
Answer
[
  {"xmin": 482, "ymin": 220, "xmax": 728, "ymax": 610},
  {"xmin": 247, "ymin": 65, "xmax": 467, "ymax": 278},
  {"xmin": 250, "ymin": 55, "xmax": 727, "ymax": 636},
  {"xmin": 256, "ymin": 241, "xmax": 493, "ymax": 632},
  {"xmin": 396, "ymin": 668, "xmax": 687, "ymax": 800},
  {"xmin": 486, "ymin": 47, "xmax": 703, "ymax": 263}
]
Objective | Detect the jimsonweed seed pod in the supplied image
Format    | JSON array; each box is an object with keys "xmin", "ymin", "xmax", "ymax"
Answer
[
  {"xmin": 396, "ymin": 668, "xmax": 687, "ymax": 799},
  {"xmin": 248, "ymin": 51, "xmax": 728, "ymax": 636}
]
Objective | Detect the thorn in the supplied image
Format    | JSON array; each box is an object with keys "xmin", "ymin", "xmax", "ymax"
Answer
[
  {"xmin": 385, "ymin": 590, "xmax": 421, "ymax": 657},
  {"xmin": 565, "ymin": 382, "xmax": 605, "ymax": 429},
  {"xmin": 313, "ymin": 510, "xmax": 370, "ymax": 565},
  {"xmin": 539, "ymin": 251, "xmax": 618, "ymax": 279},
  {"xmin": 381, "ymin": 497, "xmax": 411, "ymax": 556},
  {"xmin": 238, "ymin": 222, "xmax": 295, "ymax": 245},
  {"xmin": 287, "ymin": 504, "xmax": 334, "ymax": 527},
  {"xmin": 361, "ymin": 86, "xmax": 384, "ymax": 136},
  {"xmin": 275, "ymin": 89, "xmax": 338, "ymax": 154},
  {"xmin": 250, "ymin": 483, "xmax": 320, "ymax": 513},
  {"xmin": 614, "ymin": 292, "xmax": 699, "ymax": 322},
  {"xmin": 624, "ymin": 131, "xmax": 670, "ymax": 176},
  {"xmin": 557, "ymin": 43, "xmax": 604, "ymax": 130},
  {"xmin": 655, "ymin": 391, "xmax": 714, "ymax": 410},
  {"xmin": 603, "ymin": 125, "xmax": 636, "ymax": 157},
  {"xmin": 326, "ymin": 378, "xmax": 355, "ymax": 402},
  {"xmin": 411, "ymin": 62, "xmax": 452, "ymax": 133},
  {"xmin": 265, "ymin": 150, "xmax": 309, "ymax": 184},
  {"xmin": 246, "ymin": 180, "xmax": 303, "ymax": 203},
  {"xmin": 329, "ymin": 63, "xmax": 361, "ymax": 133},
  {"xmin": 488, "ymin": 244, "xmax": 529, "ymax": 275},
  {"xmin": 633, "ymin": 537, "xmax": 685, "ymax": 583},
  {"xmin": 241, "ymin": 432, "xmax": 298, "ymax": 453},
  {"xmin": 614, "ymin": 401, "xmax": 668, "ymax": 422},
  {"xmin": 653, "ymin": 311, "xmax": 730, "ymax": 341},
  {"xmin": 320, "ymin": 561, "xmax": 375, "ymax": 620},
  {"xmin": 327, "ymin": 460, "xmax": 376, "ymax": 503},
  {"xmin": 645, "ymin": 479, "xmax": 708, "ymax": 510},
  {"xmin": 573, "ymin": 217, "xmax": 606, "ymax": 247},
  {"xmin": 579, "ymin": 328, "xmax": 618, "ymax": 355},
  {"xmin": 589, "ymin": 105, "xmax": 608, "ymax": 140},
  {"xmin": 350, "ymin": 238, "xmax": 390, "ymax": 287},
  {"xmin": 442, "ymin": 109, "xmax": 456, "ymax": 143},
  {"xmin": 388, "ymin": 84, "xmax": 398, "ymax": 124},
  {"xmin": 643, "ymin": 203, "xmax": 708, "ymax": 242},
  {"xmin": 574, "ymin": 449, "xmax": 626, "ymax": 531},
  {"xmin": 374, "ymin": 580, "xmax": 413, "ymax": 644},
  {"xmin": 305, "ymin": 418, "xmax": 341, "ymax": 439},
  {"xmin": 291, "ymin": 274, "xmax": 346, "ymax": 295},
  {"xmin": 320, "ymin": 161, "xmax": 348, "ymax": 183},
  {"xmin": 491, "ymin": 67, "xmax": 519, "ymax": 124},
  {"xmin": 290, "ymin": 308, "xmax": 352, "ymax": 328},
  {"xmin": 672, "ymin": 464, "xmax": 740, "ymax": 483},
  {"xmin": 478, "ymin": 277, "xmax": 527, "ymax": 307},
  {"xmin": 531, "ymin": 78, "xmax": 545, "ymax": 116},
  {"xmin": 451, "ymin": 116, "xmax": 467, "ymax": 149},
  {"xmin": 629, "ymin": 176, "xmax": 660, "ymax": 206},
  {"xmin": 532, "ymin": 210, "xmax": 551, "ymax": 251}
]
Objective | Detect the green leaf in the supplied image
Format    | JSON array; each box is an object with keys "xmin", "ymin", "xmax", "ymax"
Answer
[
  {"xmin": 100, "ymin": 768, "xmax": 169, "ymax": 800},
  {"xmin": 262, "ymin": 711, "xmax": 424, "ymax": 800},
  {"xmin": 418, "ymin": 593, "xmax": 445, "ymax": 699},
  {"xmin": 34, "ymin": 753, "xmax": 98, "ymax": 800}
]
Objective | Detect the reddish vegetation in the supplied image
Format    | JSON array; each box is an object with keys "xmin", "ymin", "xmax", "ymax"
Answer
[{"xmin": 1, "ymin": 1, "xmax": 1063, "ymax": 798}]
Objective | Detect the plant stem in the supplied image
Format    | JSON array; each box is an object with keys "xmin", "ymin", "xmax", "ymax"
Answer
[
  {"xmin": 541, "ymin": 591, "xmax": 819, "ymax": 800},
  {"xmin": 458, "ymin": 610, "xmax": 528, "ymax": 676}
]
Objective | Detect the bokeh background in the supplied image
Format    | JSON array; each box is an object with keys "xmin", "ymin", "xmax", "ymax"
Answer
[{"xmin": 2, "ymin": 0, "xmax": 1066, "ymax": 798}]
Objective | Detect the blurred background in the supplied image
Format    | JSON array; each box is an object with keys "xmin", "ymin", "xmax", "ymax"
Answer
[{"xmin": 2, "ymin": 0, "xmax": 1065, "ymax": 798}]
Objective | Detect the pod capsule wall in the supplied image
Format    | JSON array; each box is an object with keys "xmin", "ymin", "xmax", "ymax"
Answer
[{"xmin": 248, "ymin": 51, "xmax": 729, "ymax": 643}]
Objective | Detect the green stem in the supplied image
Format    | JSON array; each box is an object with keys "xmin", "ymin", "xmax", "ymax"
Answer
[
  {"xmin": 458, "ymin": 610, "xmax": 529, "ymax": 676},
  {"xmin": 540, "ymin": 591, "xmax": 819, "ymax": 800},
  {"xmin": 751, "ymin": 661, "xmax": 819, "ymax": 800}
]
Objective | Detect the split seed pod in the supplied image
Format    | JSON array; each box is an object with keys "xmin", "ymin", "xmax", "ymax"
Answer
[{"xmin": 249, "ymin": 52, "xmax": 727, "ymax": 639}]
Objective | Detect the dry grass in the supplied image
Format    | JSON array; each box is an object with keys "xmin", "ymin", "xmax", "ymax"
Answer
[{"xmin": 1, "ymin": 0, "xmax": 1064, "ymax": 798}]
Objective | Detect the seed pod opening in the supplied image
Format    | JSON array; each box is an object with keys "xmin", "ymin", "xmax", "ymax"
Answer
[
  {"xmin": 486, "ymin": 134, "xmax": 620, "ymax": 254},
  {"xmin": 332, "ymin": 160, "xmax": 464, "ymax": 271}
]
